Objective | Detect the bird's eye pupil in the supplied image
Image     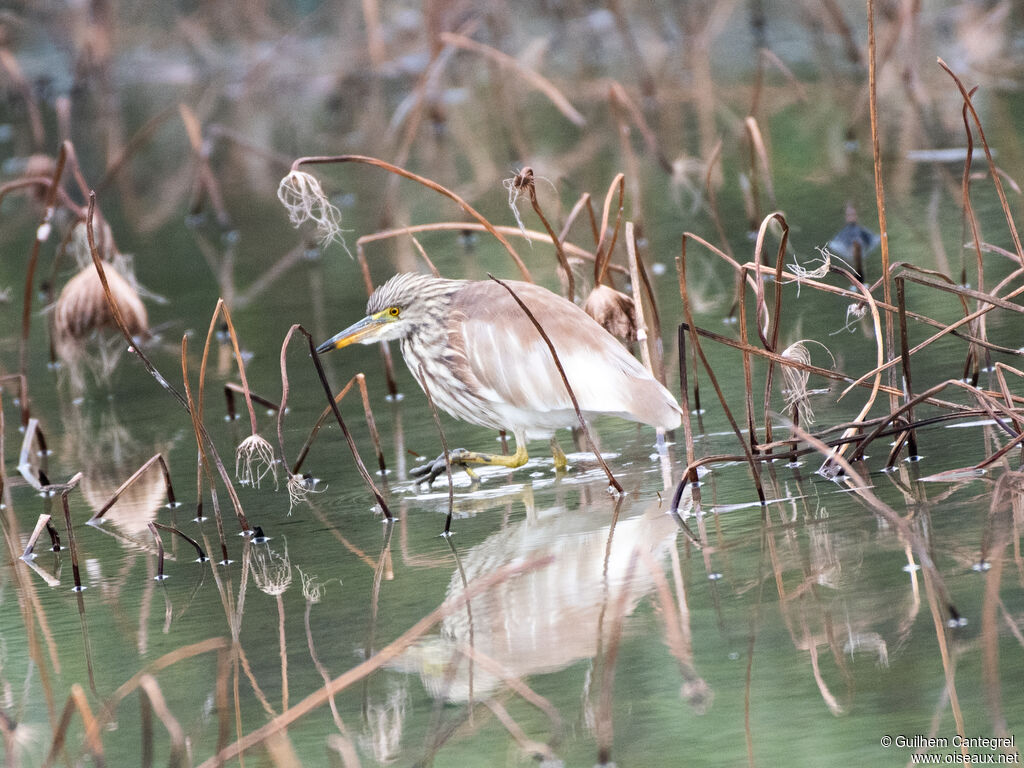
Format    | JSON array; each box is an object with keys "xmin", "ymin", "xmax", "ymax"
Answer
[{"xmin": 389, "ymin": 307, "xmax": 400, "ymax": 317}]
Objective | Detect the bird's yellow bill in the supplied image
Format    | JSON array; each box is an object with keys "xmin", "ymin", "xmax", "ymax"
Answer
[{"xmin": 315, "ymin": 314, "xmax": 387, "ymax": 353}]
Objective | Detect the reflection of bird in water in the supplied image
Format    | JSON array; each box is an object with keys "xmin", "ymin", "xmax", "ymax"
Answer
[
  {"xmin": 316, "ymin": 273, "xmax": 682, "ymax": 480},
  {"xmin": 392, "ymin": 491, "xmax": 707, "ymax": 709}
]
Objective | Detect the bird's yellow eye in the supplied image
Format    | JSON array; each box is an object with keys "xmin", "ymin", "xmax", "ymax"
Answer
[{"xmin": 387, "ymin": 306, "xmax": 400, "ymax": 318}]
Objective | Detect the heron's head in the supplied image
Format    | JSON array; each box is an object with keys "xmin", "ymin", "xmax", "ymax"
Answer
[{"xmin": 315, "ymin": 273, "xmax": 453, "ymax": 354}]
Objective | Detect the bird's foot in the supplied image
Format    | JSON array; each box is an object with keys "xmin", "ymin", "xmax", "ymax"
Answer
[
  {"xmin": 410, "ymin": 448, "xmax": 474, "ymax": 485},
  {"xmin": 410, "ymin": 442, "xmax": 529, "ymax": 485}
]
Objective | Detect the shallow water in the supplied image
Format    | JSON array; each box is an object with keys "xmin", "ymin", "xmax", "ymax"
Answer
[{"xmin": 2, "ymin": 3, "xmax": 1024, "ymax": 766}]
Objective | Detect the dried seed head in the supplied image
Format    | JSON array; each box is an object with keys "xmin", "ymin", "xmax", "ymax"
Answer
[
  {"xmin": 502, "ymin": 169, "xmax": 532, "ymax": 241},
  {"xmin": 54, "ymin": 328, "xmax": 132, "ymax": 391},
  {"xmin": 53, "ymin": 260, "xmax": 148, "ymax": 341},
  {"xmin": 285, "ymin": 472, "xmax": 324, "ymax": 514},
  {"xmin": 251, "ymin": 542, "xmax": 292, "ymax": 596},
  {"xmin": 842, "ymin": 303, "xmax": 867, "ymax": 328},
  {"xmin": 298, "ymin": 567, "xmax": 326, "ymax": 603},
  {"xmin": 276, "ymin": 170, "xmax": 346, "ymax": 250},
  {"xmin": 583, "ymin": 283, "xmax": 637, "ymax": 341},
  {"xmin": 359, "ymin": 688, "xmax": 408, "ymax": 765},
  {"xmin": 780, "ymin": 340, "xmax": 835, "ymax": 425},
  {"xmin": 235, "ymin": 433, "xmax": 277, "ymax": 489},
  {"xmin": 781, "ymin": 341, "xmax": 814, "ymax": 425},
  {"xmin": 787, "ymin": 249, "xmax": 833, "ymax": 298}
]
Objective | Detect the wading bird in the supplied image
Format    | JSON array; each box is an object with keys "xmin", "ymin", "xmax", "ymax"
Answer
[{"xmin": 316, "ymin": 272, "xmax": 682, "ymax": 481}]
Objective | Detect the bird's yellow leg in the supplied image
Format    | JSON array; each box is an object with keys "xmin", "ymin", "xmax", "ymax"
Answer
[
  {"xmin": 550, "ymin": 436, "xmax": 567, "ymax": 471},
  {"xmin": 411, "ymin": 435, "xmax": 528, "ymax": 484},
  {"xmin": 457, "ymin": 439, "xmax": 529, "ymax": 469}
]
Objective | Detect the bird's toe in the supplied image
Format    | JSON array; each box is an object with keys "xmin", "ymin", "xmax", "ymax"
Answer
[{"xmin": 410, "ymin": 449, "xmax": 469, "ymax": 484}]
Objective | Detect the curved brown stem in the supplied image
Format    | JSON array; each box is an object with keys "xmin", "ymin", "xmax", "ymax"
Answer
[{"xmin": 291, "ymin": 154, "xmax": 531, "ymax": 281}]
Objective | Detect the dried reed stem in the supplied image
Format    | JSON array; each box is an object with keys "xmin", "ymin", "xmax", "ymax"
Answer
[
  {"xmin": 354, "ymin": 373, "xmax": 388, "ymax": 481},
  {"xmin": 895, "ymin": 278, "xmax": 919, "ymax": 459},
  {"xmin": 438, "ymin": 32, "xmax": 585, "ymax": 127},
  {"xmin": 88, "ymin": 454, "xmax": 176, "ymax": 524},
  {"xmin": 678, "ymin": 237, "xmax": 766, "ymax": 504},
  {"xmin": 204, "ymin": 300, "xmax": 260, "ymax": 434},
  {"xmin": 0, "ymin": 48, "xmax": 45, "ymax": 148},
  {"xmin": 594, "ymin": 551, "xmax": 637, "ymax": 766},
  {"xmin": 786, "ymin": 419, "xmax": 958, "ymax": 618},
  {"xmin": 737, "ymin": 261, "xmax": 759, "ymax": 454},
  {"xmin": 86, "ymin": 193, "xmax": 250, "ymax": 533},
  {"xmin": 151, "ymin": 522, "xmax": 207, "ymax": 562},
  {"xmin": 595, "ymin": 174, "xmax": 626, "ymax": 286},
  {"xmin": 677, "ymin": 320, "xmax": 984, "ymax": 418},
  {"xmin": 235, "ymin": 242, "xmax": 314, "ymax": 309},
  {"xmin": 608, "ymin": 80, "xmax": 671, "ymax": 172},
  {"xmin": 147, "ymin": 522, "xmax": 167, "ymax": 580},
  {"xmin": 224, "ymin": 383, "xmax": 280, "ymax": 419},
  {"xmin": 0, "ymin": 177, "xmax": 82, "ymax": 212},
  {"xmin": 0, "ymin": 374, "xmax": 30, "ymax": 436},
  {"xmin": 16, "ymin": 417, "xmax": 50, "ymax": 488},
  {"xmin": 744, "ymin": 117, "xmax": 776, "ymax": 218},
  {"xmin": 356, "ymin": 221, "xmax": 630, "ymax": 277},
  {"xmin": 21, "ymin": 514, "xmax": 53, "ymax": 559},
  {"xmin": 849, "ymin": 379, "xmax": 1019, "ymax": 464},
  {"xmin": 817, "ymin": 265, "xmax": 884, "ymax": 476},
  {"xmin": 515, "ymin": 168, "xmax": 574, "ymax": 301},
  {"xmin": 703, "ymin": 139, "xmax": 735, "ymax": 261},
  {"xmin": 18, "ymin": 144, "xmax": 67, "ymax": 424},
  {"xmin": 867, "ymin": 0, "xmax": 897, "ymax": 413},
  {"xmin": 922, "ymin": 565, "xmax": 968, "ymax": 749},
  {"xmin": 58, "ymin": 473, "xmax": 85, "ymax": 591},
  {"xmin": 462, "ymin": 645, "xmax": 564, "ymax": 746},
  {"xmin": 485, "ymin": 699, "xmax": 557, "ymax": 763},
  {"xmin": 407, "ymin": 235, "xmax": 441, "ymax": 277},
  {"xmin": 281, "ymin": 374, "xmax": 360, "ymax": 476},
  {"xmin": 958, "ymin": 88, "xmax": 988, "ymax": 381},
  {"xmin": 755, "ymin": 257, "xmax": 1024, "ymax": 361},
  {"xmin": 755, "ymin": 213, "xmax": 790, "ymax": 448},
  {"xmin": 418, "ymin": 363, "xmax": 455, "ymax": 533},
  {"xmin": 184, "ymin": 336, "xmax": 252, "ymax": 536},
  {"xmin": 289, "ymin": 155, "xmax": 531, "ymax": 281},
  {"xmin": 95, "ymin": 104, "xmax": 178, "ymax": 194},
  {"xmin": 560, "ymin": 192, "xmax": 598, "ymax": 245},
  {"xmin": 88, "ymin": 638, "xmax": 230, "ymax": 739},
  {"xmin": 179, "ymin": 103, "xmax": 231, "ymax": 227},
  {"xmin": 356, "ymin": 242, "xmax": 399, "ymax": 396},
  {"xmin": 625, "ymin": 225, "xmax": 667, "ymax": 386},
  {"xmin": 626, "ymin": 223, "xmax": 654, "ymax": 375},
  {"xmin": 840, "ymin": 276, "xmax": 1024, "ymax": 399},
  {"xmin": 182, "ymin": 336, "xmax": 240, "ymax": 559},
  {"xmin": 302, "ymin": 574, "xmax": 352, "ymax": 738},
  {"xmin": 675, "ymin": 326, "xmax": 699, "ymax": 486},
  {"xmin": 137, "ymin": 676, "xmax": 187, "ymax": 766},
  {"xmin": 938, "ymin": 59, "xmax": 1024, "ymax": 264},
  {"xmin": 44, "ymin": 684, "xmax": 102, "ymax": 767},
  {"xmin": 284, "ymin": 324, "xmax": 391, "ymax": 519}
]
